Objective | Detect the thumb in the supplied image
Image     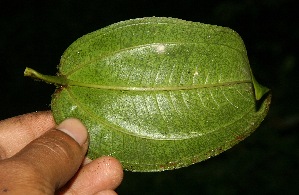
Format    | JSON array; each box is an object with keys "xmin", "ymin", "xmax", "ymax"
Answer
[{"xmin": 0, "ymin": 118, "xmax": 88, "ymax": 194}]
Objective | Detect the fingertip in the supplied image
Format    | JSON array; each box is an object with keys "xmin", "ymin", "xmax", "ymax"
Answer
[
  {"xmin": 97, "ymin": 156, "xmax": 124, "ymax": 189},
  {"xmin": 60, "ymin": 156, "xmax": 123, "ymax": 194},
  {"xmin": 82, "ymin": 156, "xmax": 124, "ymax": 190},
  {"xmin": 56, "ymin": 118, "xmax": 88, "ymax": 146}
]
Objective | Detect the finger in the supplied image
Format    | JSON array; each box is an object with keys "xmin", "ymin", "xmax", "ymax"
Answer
[
  {"xmin": 0, "ymin": 111, "xmax": 55, "ymax": 159},
  {"xmin": 0, "ymin": 118, "xmax": 88, "ymax": 194},
  {"xmin": 59, "ymin": 156, "xmax": 123, "ymax": 194}
]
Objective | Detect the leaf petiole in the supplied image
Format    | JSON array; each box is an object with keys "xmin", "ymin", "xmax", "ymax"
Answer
[{"xmin": 24, "ymin": 67, "xmax": 68, "ymax": 86}]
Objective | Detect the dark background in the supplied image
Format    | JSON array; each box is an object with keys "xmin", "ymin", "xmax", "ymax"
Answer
[{"xmin": 1, "ymin": 0, "xmax": 298, "ymax": 194}]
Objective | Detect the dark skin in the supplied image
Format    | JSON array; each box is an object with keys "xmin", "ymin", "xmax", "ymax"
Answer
[{"xmin": 0, "ymin": 111, "xmax": 123, "ymax": 194}]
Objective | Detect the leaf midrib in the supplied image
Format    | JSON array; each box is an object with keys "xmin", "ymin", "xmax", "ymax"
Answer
[{"xmin": 67, "ymin": 80, "xmax": 252, "ymax": 91}]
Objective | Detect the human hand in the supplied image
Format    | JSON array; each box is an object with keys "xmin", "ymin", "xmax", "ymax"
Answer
[{"xmin": 0, "ymin": 111, "xmax": 123, "ymax": 194}]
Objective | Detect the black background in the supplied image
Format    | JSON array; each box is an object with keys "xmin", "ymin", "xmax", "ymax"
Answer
[{"xmin": 1, "ymin": 0, "xmax": 298, "ymax": 194}]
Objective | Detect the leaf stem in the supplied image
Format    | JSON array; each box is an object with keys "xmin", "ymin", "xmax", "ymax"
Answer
[{"xmin": 24, "ymin": 67, "xmax": 68, "ymax": 86}]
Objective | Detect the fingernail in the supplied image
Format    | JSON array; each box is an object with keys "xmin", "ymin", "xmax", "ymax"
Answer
[{"xmin": 57, "ymin": 118, "xmax": 88, "ymax": 146}]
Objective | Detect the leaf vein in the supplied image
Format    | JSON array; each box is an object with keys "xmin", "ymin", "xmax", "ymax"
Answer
[{"xmin": 63, "ymin": 41, "xmax": 245, "ymax": 76}]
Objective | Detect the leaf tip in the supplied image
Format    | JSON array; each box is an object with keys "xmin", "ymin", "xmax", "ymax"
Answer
[{"xmin": 252, "ymin": 76, "xmax": 270, "ymax": 100}]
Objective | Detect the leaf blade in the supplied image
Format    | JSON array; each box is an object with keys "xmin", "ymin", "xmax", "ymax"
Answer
[{"xmin": 25, "ymin": 17, "xmax": 271, "ymax": 172}]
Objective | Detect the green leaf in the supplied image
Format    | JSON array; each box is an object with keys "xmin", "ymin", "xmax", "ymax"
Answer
[{"xmin": 24, "ymin": 17, "xmax": 271, "ymax": 172}]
